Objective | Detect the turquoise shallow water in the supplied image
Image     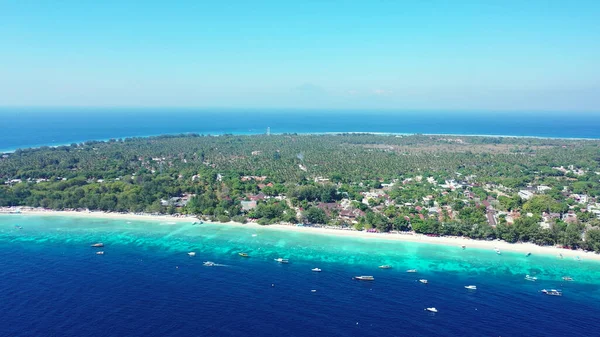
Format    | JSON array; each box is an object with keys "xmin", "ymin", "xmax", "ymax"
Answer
[
  {"xmin": 2, "ymin": 215, "xmax": 600, "ymax": 336},
  {"xmin": 3, "ymin": 215, "xmax": 600, "ymax": 286}
]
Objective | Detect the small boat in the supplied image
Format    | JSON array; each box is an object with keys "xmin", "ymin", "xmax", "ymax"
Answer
[
  {"xmin": 14, "ymin": 225, "xmax": 22, "ymax": 229},
  {"xmin": 562, "ymin": 276, "xmax": 574, "ymax": 281},
  {"xmin": 494, "ymin": 248, "xmax": 501, "ymax": 255},
  {"xmin": 239, "ymin": 252, "xmax": 249, "ymax": 257},
  {"xmin": 559, "ymin": 253, "xmax": 563, "ymax": 259},
  {"xmin": 406, "ymin": 269, "xmax": 417, "ymax": 273},
  {"xmin": 91, "ymin": 243, "xmax": 104, "ymax": 248},
  {"xmin": 378, "ymin": 265, "xmax": 392, "ymax": 269},
  {"xmin": 525, "ymin": 274, "xmax": 537, "ymax": 282},
  {"xmin": 541, "ymin": 289, "xmax": 562, "ymax": 296},
  {"xmin": 461, "ymin": 244, "xmax": 466, "ymax": 250},
  {"xmin": 353, "ymin": 276, "xmax": 375, "ymax": 281},
  {"xmin": 252, "ymin": 234, "xmax": 258, "ymax": 237},
  {"xmin": 419, "ymin": 279, "xmax": 428, "ymax": 284},
  {"xmin": 526, "ymin": 252, "xmax": 531, "ymax": 257},
  {"xmin": 96, "ymin": 251, "xmax": 104, "ymax": 255},
  {"xmin": 187, "ymin": 252, "xmax": 196, "ymax": 257},
  {"xmin": 575, "ymin": 256, "xmax": 581, "ymax": 261},
  {"xmin": 425, "ymin": 307, "xmax": 438, "ymax": 313},
  {"xmin": 191, "ymin": 221, "xmax": 203, "ymax": 225},
  {"xmin": 274, "ymin": 258, "xmax": 289, "ymax": 264},
  {"xmin": 311, "ymin": 289, "xmax": 317, "ymax": 292},
  {"xmin": 465, "ymin": 285, "xmax": 477, "ymax": 290},
  {"xmin": 311, "ymin": 268, "xmax": 322, "ymax": 272},
  {"xmin": 203, "ymin": 261, "xmax": 215, "ymax": 266}
]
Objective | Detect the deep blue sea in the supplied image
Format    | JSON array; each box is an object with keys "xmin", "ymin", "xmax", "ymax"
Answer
[
  {"xmin": 2, "ymin": 215, "xmax": 600, "ymax": 337},
  {"xmin": 2, "ymin": 108, "xmax": 600, "ymax": 152}
]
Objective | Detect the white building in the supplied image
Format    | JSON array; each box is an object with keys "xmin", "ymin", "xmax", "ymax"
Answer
[
  {"xmin": 536, "ymin": 185, "xmax": 552, "ymax": 192},
  {"xmin": 518, "ymin": 190, "xmax": 534, "ymax": 200}
]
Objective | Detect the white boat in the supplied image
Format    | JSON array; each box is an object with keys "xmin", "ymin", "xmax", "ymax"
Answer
[
  {"xmin": 96, "ymin": 251, "xmax": 104, "ymax": 255},
  {"xmin": 526, "ymin": 252, "xmax": 531, "ymax": 257},
  {"xmin": 419, "ymin": 279, "xmax": 428, "ymax": 284},
  {"xmin": 465, "ymin": 285, "xmax": 477, "ymax": 290},
  {"xmin": 494, "ymin": 248, "xmax": 501, "ymax": 255},
  {"xmin": 187, "ymin": 252, "xmax": 196, "ymax": 257},
  {"xmin": 203, "ymin": 261, "xmax": 215, "ymax": 266},
  {"xmin": 425, "ymin": 307, "xmax": 438, "ymax": 313},
  {"xmin": 461, "ymin": 244, "xmax": 466, "ymax": 249},
  {"xmin": 91, "ymin": 243, "xmax": 104, "ymax": 248},
  {"xmin": 406, "ymin": 269, "xmax": 417, "ymax": 273},
  {"xmin": 562, "ymin": 276, "xmax": 574, "ymax": 281},
  {"xmin": 311, "ymin": 289, "xmax": 317, "ymax": 292},
  {"xmin": 525, "ymin": 274, "xmax": 537, "ymax": 282},
  {"xmin": 378, "ymin": 265, "xmax": 392, "ymax": 269},
  {"xmin": 353, "ymin": 275, "xmax": 375, "ymax": 281},
  {"xmin": 541, "ymin": 289, "xmax": 562, "ymax": 296},
  {"xmin": 274, "ymin": 258, "xmax": 289, "ymax": 264},
  {"xmin": 311, "ymin": 268, "xmax": 322, "ymax": 272}
]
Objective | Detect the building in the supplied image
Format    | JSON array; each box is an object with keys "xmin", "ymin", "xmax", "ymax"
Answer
[
  {"xmin": 250, "ymin": 193, "xmax": 267, "ymax": 201},
  {"xmin": 241, "ymin": 201, "xmax": 257, "ymax": 212},
  {"xmin": 518, "ymin": 190, "xmax": 534, "ymax": 200},
  {"xmin": 536, "ymin": 185, "xmax": 552, "ymax": 193}
]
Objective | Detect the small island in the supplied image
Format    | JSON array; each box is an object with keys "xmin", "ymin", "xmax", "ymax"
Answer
[{"xmin": 2, "ymin": 133, "xmax": 600, "ymax": 252}]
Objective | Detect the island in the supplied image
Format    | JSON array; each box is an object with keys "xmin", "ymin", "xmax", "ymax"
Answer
[{"xmin": 1, "ymin": 133, "xmax": 600, "ymax": 252}]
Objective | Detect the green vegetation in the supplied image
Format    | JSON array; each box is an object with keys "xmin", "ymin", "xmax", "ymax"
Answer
[{"xmin": 2, "ymin": 133, "xmax": 600, "ymax": 251}]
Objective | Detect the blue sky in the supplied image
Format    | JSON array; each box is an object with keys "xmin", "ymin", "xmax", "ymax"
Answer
[{"xmin": 1, "ymin": 0, "xmax": 599, "ymax": 111}]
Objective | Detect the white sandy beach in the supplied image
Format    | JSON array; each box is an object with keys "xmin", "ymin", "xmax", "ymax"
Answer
[{"xmin": 2, "ymin": 208, "xmax": 599, "ymax": 261}]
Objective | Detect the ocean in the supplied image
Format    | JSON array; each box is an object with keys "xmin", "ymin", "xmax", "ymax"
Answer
[
  {"xmin": 1, "ymin": 215, "xmax": 599, "ymax": 337},
  {"xmin": 2, "ymin": 108, "xmax": 600, "ymax": 152}
]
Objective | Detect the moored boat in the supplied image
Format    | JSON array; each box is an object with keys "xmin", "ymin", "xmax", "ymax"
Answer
[
  {"xmin": 91, "ymin": 243, "xmax": 104, "ymax": 248},
  {"xmin": 526, "ymin": 252, "xmax": 531, "ymax": 257},
  {"xmin": 425, "ymin": 307, "xmax": 438, "ymax": 313},
  {"xmin": 238, "ymin": 252, "xmax": 249, "ymax": 257},
  {"xmin": 525, "ymin": 274, "xmax": 538, "ymax": 281},
  {"xmin": 353, "ymin": 276, "xmax": 375, "ymax": 281},
  {"xmin": 461, "ymin": 244, "xmax": 466, "ymax": 249},
  {"xmin": 96, "ymin": 251, "xmax": 104, "ymax": 255},
  {"xmin": 465, "ymin": 285, "xmax": 477, "ymax": 290},
  {"xmin": 406, "ymin": 269, "xmax": 417, "ymax": 273},
  {"xmin": 541, "ymin": 289, "xmax": 562, "ymax": 296},
  {"xmin": 274, "ymin": 258, "xmax": 289, "ymax": 264},
  {"xmin": 378, "ymin": 265, "xmax": 392, "ymax": 269},
  {"xmin": 562, "ymin": 276, "xmax": 573, "ymax": 281},
  {"xmin": 419, "ymin": 279, "xmax": 428, "ymax": 284},
  {"xmin": 311, "ymin": 268, "xmax": 322, "ymax": 272},
  {"xmin": 187, "ymin": 252, "xmax": 196, "ymax": 257}
]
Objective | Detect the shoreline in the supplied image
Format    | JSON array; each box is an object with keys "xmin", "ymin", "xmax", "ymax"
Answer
[
  {"xmin": 2, "ymin": 209, "xmax": 599, "ymax": 261},
  {"xmin": 2, "ymin": 130, "xmax": 599, "ymax": 154}
]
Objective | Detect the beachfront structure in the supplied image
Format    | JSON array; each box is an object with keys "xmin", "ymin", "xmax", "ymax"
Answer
[{"xmin": 241, "ymin": 201, "xmax": 257, "ymax": 212}]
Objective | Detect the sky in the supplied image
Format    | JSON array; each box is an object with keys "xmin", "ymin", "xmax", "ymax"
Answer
[{"xmin": 1, "ymin": 0, "xmax": 599, "ymax": 111}]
